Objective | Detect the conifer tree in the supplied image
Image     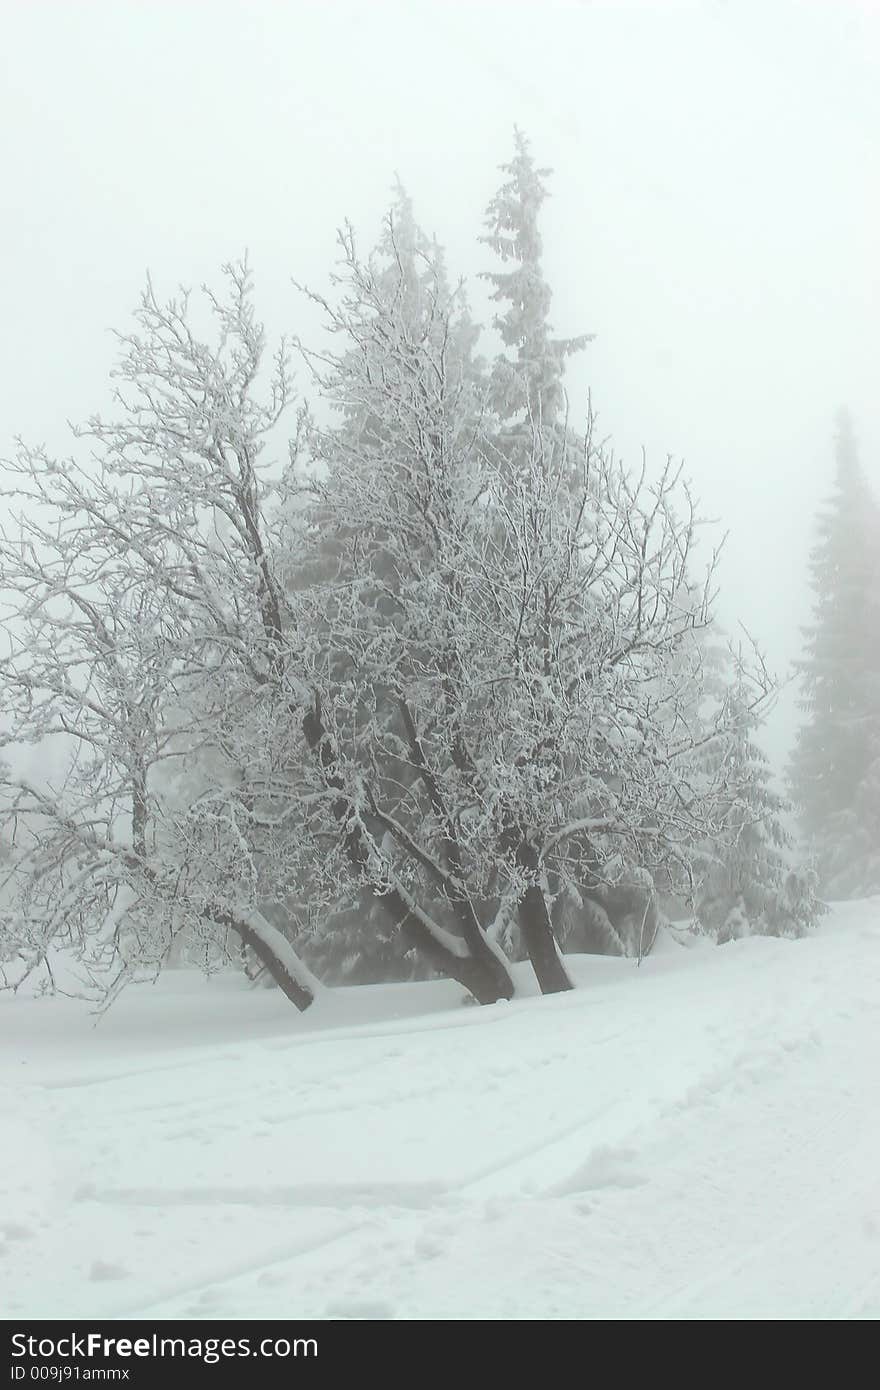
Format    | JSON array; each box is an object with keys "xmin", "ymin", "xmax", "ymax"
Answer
[
  {"xmin": 698, "ymin": 678, "xmax": 823, "ymax": 941},
  {"xmin": 480, "ymin": 127, "xmax": 591, "ymax": 429},
  {"xmin": 479, "ymin": 131, "xmax": 664, "ymax": 964},
  {"xmin": 789, "ymin": 411, "xmax": 880, "ymax": 895},
  {"xmin": 290, "ymin": 188, "xmax": 487, "ymax": 985}
]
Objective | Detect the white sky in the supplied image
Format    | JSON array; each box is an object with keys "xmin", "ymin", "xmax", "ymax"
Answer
[{"xmin": 1, "ymin": 0, "xmax": 878, "ymax": 773}]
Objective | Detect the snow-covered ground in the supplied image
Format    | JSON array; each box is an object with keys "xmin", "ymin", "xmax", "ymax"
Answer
[{"xmin": 2, "ymin": 899, "xmax": 879, "ymax": 1321}]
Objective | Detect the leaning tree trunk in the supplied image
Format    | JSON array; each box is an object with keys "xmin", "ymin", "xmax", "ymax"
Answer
[
  {"xmin": 137, "ymin": 851, "xmax": 318, "ymax": 1012},
  {"xmin": 516, "ymin": 842, "xmax": 574, "ymax": 995},
  {"xmin": 212, "ymin": 905, "xmax": 317, "ymax": 1012},
  {"xmin": 303, "ymin": 698, "xmax": 515, "ymax": 1005}
]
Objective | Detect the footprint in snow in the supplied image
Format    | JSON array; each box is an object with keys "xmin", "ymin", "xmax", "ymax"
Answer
[
  {"xmin": 325, "ymin": 1298, "xmax": 396, "ymax": 1320},
  {"xmin": 413, "ymin": 1234, "xmax": 444, "ymax": 1260},
  {"xmin": 0, "ymin": 1222, "xmax": 32, "ymax": 1241},
  {"xmin": 555, "ymin": 1145, "xmax": 648, "ymax": 1197},
  {"xmin": 89, "ymin": 1260, "xmax": 129, "ymax": 1282}
]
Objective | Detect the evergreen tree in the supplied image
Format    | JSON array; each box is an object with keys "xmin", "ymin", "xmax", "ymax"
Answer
[
  {"xmin": 290, "ymin": 189, "xmax": 497, "ymax": 988},
  {"xmin": 789, "ymin": 411, "xmax": 880, "ymax": 896},
  {"xmin": 698, "ymin": 678, "xmax": 823, "ymax": 941},
  {"xmin": 480, "ymin": 127, "xmax": 591, "ymax": 431},
  {"xmin": 479, "ymin": 131, "xmax": 669, "ymax": 962},
  {"xmin": 289, "ymin": 136, "xmax": 759, "ymax": 996}
]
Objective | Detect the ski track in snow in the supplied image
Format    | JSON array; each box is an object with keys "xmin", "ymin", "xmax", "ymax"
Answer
[{"xmin": 1, "ymin": 900, "xmax": 878, "ymax": 1320}]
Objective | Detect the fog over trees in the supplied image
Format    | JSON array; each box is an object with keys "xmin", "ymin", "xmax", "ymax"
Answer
[
  {"xmin": 788, "ymin": 411, "xmax": 880, "ymax": 898},
  {"xmin": 6, "ymin": 129, "xmax": 863, "ymax": 1013},
  {"xmin": 4, "ymin": 5, "xmax": 880, "ymax": 1337}
]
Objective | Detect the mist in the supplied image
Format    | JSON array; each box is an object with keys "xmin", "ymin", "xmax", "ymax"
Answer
[
  {"xmin": 2, "ymin": 0, "xmax": 877, "ymax": 778},
  {"xmin": 2, "ymin": 1, "xmax": 880, "ymax": 1331}
]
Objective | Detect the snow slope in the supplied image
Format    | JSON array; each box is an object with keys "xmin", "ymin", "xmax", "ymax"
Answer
[{"xmin": 1, "ymin": 900, "xmax": 879, "ymax": 1321}]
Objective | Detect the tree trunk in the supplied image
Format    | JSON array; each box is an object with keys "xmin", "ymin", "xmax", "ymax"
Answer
[
  {"xmin": 395, "ymin": 906, "xmax": 513, "ymax": 1004},
  {"xmin": 303, "ymin": 698, "xmax": 514, "ymax": 1005},
  {"xmin": 516, "ymin": 844, "xmax": 574, "ymax": 995},
  {"xmin": 136, "ymin": 845, "xmax": 317, "ymax": 1012},
  {"xmin": 212, "ymin": 908, "xmax": 316, "ymax": 1012}
]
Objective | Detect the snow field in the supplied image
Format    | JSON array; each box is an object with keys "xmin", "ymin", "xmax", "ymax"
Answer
[{"xmin": 1, "ymin": 900, "xmax": 878, "ymax": 1320}]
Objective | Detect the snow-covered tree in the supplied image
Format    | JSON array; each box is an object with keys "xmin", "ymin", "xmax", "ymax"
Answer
[
  {"xmin": 480, "ymin": 127, "xmax": 591, "ymax": 428},
  {"xmin": 697, "ymin": 676, "xmax": 824, "ymax": 941},
  {"xmin": 0, "ymin": 262, "xmax": 319, "ymax": 1010},
  {"xmin": 0, "ymin": 136, "xmax": 788, "ymax": 1015},
  {"xmin": 287, "ymin": 193, "xmax": 487, "ymax": 987},
  {"xmin": 295, "ymin": 185, "xmax": 775, "ymax": 995},
  {"xmin": 477, "ymin": 129, "xmax": 681, "ymax": 961},
  {"xmin": 789, "ymin": 411, "xmax": 880, "ymax": 896},
  {"xmin": 0, "ymin": 254, "xmax": 509, "ymax": 1009}
]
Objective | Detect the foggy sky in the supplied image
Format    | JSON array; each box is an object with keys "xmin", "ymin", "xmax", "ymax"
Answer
[{"xmin": 2, "ymin": 0, "xmax": 878, "ymax": 776}]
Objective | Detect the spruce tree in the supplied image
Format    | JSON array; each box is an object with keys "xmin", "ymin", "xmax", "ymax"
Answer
[
  {"xmin": 478, "ymin": 131, "xmax": 661, "ymax": 963},
  {"xmin": 698, "ymin": 679, "xmax": 823, "ymax": 941},
  {"xmin": 480, "ymin": 127, "xmax": 591, "ymax": 431},
  {"xmin": 292, "ymin": 188, "xmax": 491, "ymax": 986},
  {"xmin": 789, "ymin": 411, "xmax": 880, "ymax": 895}
]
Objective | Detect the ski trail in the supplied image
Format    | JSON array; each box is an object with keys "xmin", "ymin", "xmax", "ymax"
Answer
[{"xmin": 4, "ymin": 904, "xmax": 878, "ymax": 1320}]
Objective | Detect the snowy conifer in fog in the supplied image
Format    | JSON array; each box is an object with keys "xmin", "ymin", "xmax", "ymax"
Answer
[
  {"xmin": 788, "ymin": 411, "xmax": 880, "ymax": 896},
  {"xmin": 287, "ymin": 183, "xmax": 484, "ymax": 987},
  {"xmin": 293, "ymin": 133, "xmax": 775, "ymax": 995},
  {"xmin": 696, "ymin": 674, "xmax": 823, "ymax": 941},
  {"xmin": 480, "ymin": 126, "xmax": 591, "ymax": 427}
]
